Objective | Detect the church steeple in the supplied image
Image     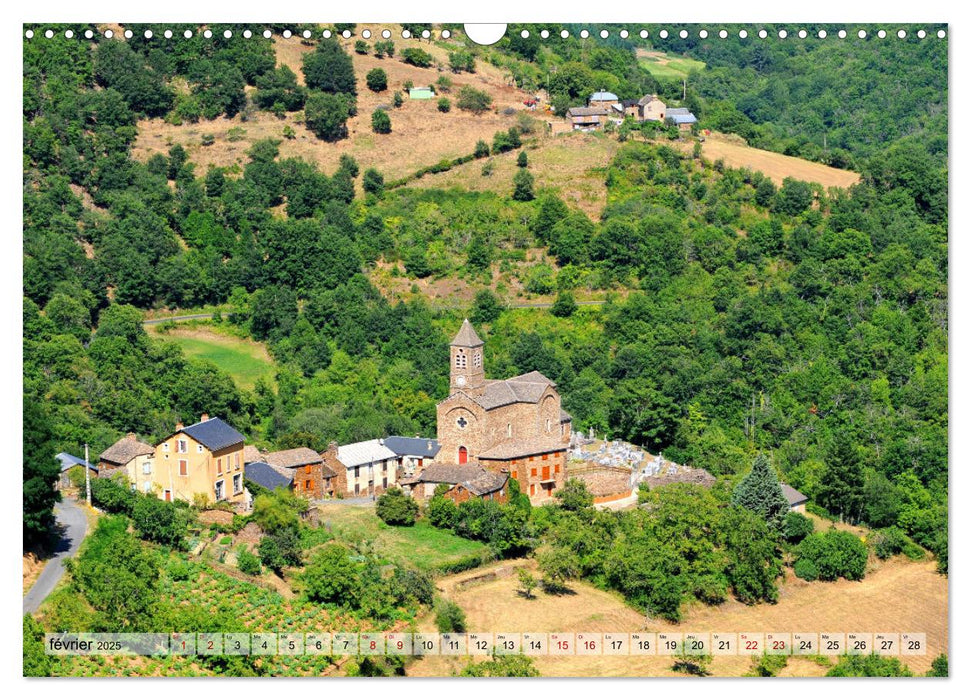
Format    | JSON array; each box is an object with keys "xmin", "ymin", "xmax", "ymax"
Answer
[{"xmin": 450, "ymin": 319, "xmax": 485, "ymax": 394}]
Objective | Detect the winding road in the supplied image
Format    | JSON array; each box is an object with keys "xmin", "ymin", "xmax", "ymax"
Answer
[{"xmin": 23, "ymin": 499, "xmax": 88, "ymax": 614}]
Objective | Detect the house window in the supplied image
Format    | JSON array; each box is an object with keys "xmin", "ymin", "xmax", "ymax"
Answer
[
  {"xmin": 177, "ymin": 440, "xmax": 187, "ymax": 454},
  {"xmin": 512, "ymin": 470, "xmax": 518, "ymax": 480},
  {"xmin": 507, "ymin": 423, "xmax": 512, "ymax": 438},
  {"xmin": 531, "ymin": 467, "xmax": 537, "ymax": 477},
  {"xmin": 418, "ymin": 458, "xmax": 423, "ymax": 468},
  {"xmin": 456, "ymin": 416, "xmax": 468, "ymax": 429},
  {"xmin": 179, "ymin": 460, "xmax": 188, "ymax": 476},
  {"xmin": 305, "ymin": 480, "xmax": 311, "ymax": 491},
  {"xmin": 233, "ymin": 474, "xmax": 242, "ymax": 495},
  {"xmin": 142, "ymin": 463, "xmax": 152, "ymax": 475},
  {"xmin": 162, "ymin": 443, "xmax": 169, "ymax": 452},
  {"xmin": 215, "ymin": 480, "xmax": 225, "ymax": 500},
  {"xmin": 542, "ymin": 453, "xmax": 549, "ymax": 460},
  {"xmin": 473, "ymin": 351, "xmax": 482, "ymax": 368},
  {"xmin": 197, "ymin": 445, "xmax": 204, "ymax": 453},
  {"xmin": 217, "ymin": 458, "xmax": 222, "ymax": 474},
  {"xmin": 235, "ymin": 453, "xmax": 240, "ymax": 469},
  {"xmin": 354, "ymin": 466, "xmax": 360, "ymax": 479}
]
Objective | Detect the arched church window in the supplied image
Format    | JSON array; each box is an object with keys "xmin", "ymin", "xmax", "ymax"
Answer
[{"xmin": 507, "ymin": 423, "xmax": 512, "ymax": 437}]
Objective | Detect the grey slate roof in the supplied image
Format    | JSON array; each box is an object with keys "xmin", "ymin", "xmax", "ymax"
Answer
[
  {"xmin": 180, "ymin": 417, "xmax": 245, "ymax": 452},
  {"xmin": 472, "ymin": 371, "xmax": 556, "ymax": 410},
  {"xmin": 478, "ymin": 437, "xmax": 567, "ymax": 460},
  {"xmin": 669, "ymin": 114, "xmax": 698, "ymax": 124},
  {"xmin": 245, "ymin": 461, "xmax": 293, "ymax": 491},
  {"xmin": 413, "ymin": 465, "xmax": 508, "ymax": 496},
  {"xmin": 667, "ymin": 107, "xmax": 692, "ymax": 115},
  {"xmin": 56, "ymin": 452, "xmax": 91, "ymax": 472},
  {"xmin": 99, "ymin": 433, "xmax": 154, "ymax": 465},
  {"xmin": 451, "ymin": 319, "xmax": 485, "ymax": 347},
  {"xmin": 780, "ymin": 483, "xmax": 809, "ymax": 507},
  {"xmin": 384, "ymin": 436, "xmax": 441, "ymax": 458}
]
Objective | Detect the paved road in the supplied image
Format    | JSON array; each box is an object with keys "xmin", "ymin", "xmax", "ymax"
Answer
[
  {"xmin": 142, "ymin": 300, "xmax": 609, "ymax": 326},
  {"xmin": 23, "ymin": 499, "xmax": 88, "ymax": 614}
]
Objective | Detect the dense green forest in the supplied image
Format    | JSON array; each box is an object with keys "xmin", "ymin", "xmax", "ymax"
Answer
[{"xmin": 23, "ymin": 25, "xmax": 946, "ymax": 577}]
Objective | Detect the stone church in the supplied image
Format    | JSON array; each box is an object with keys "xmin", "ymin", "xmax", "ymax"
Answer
[{"xmin": 436, "ymin": 319, "xmax": 572, "ymax": 504}]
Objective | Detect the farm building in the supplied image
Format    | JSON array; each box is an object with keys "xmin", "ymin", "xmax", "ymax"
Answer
[
  {"xmin": 401, "ymin": 464, "xmax": 509, "ymax": 504},
  {"xmin": 383, "ymin": 435, "xmax": 440, "ymax": 477},
  {"xmin": 98, "ymin": 432, "xmax": 155, "ymax": 487},
  {"xmin": 667, "ymin": 107, "xmax": 698, "ymax": 130},
  {"xmin": 263, "ymin": 447, "xmax": 337, "ymax": 500},
  {"xmin": 621, "ymin": 94, "xmax": 667, "ymax": 122},
  {"xmin": 322, "ymin": 438, "xmax": 399, "ymax": 498},
  {"xmin": 409, "ymin": 86, "xmax": 435, "ymax": 99},
  {"xmin": 566, "ymin": 106, "xmax": 610, "ymax": 131},
  {"xmin": 588, "ymin": 90, "xmax": 619, "ymax": 108},
  {"xmin": 56, "ymin": 452, "xmax": 95, "ymax": 489},
  {"xmin": 781, "ymin": 483, "xmax": 809, "ymax": 513}
]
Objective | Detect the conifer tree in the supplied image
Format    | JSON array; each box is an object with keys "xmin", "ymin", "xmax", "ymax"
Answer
[{"xmin": 731, "ymin": 453, "xmax": 789, "ymax": 534}]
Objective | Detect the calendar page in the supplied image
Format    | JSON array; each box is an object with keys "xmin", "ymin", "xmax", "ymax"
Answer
[{"xmin": 21, "ymin": 8, "xmax": 949, "ymax": 685}]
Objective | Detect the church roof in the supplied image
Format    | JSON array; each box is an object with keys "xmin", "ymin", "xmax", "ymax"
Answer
[
  {"xmin": 450, "ymin": 319, "xmax": 485, "ymax": 348},
  {"xmin": 472, "ymin": 371, "xmax": 556, "ymax": 410},
  {"xmin": 478, "ymin": 437, "xmax": 568, "ymax": 460}
]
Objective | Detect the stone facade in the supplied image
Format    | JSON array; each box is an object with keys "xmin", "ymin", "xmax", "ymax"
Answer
[{"xmin": 435, "ymin": 320, "xmax": 572, "ymax": 505}]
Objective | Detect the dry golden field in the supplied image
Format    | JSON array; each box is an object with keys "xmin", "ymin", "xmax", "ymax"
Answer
[
  {"xmin": 407, "ymin": 556, "xmax": 947, "ymax": 678},
  {"xmin": 132, "ymin": 29, "xmax": 539, "ymax": 182}
]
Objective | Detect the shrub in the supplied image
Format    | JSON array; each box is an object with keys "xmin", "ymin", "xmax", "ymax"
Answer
[
  {"xmin": 375, "ymin": 486, "xmax": 418, "ymax": 526},
  {"xmin": 434, "ymin": 598, "xmax": 467, "ymax": 633},
  {"xmin": 871, "ymin": 526, "xmax": 924, "ymax": 560},
  {"xmin": 427, "ymin": 493, "xmax": 458, "ymax": 529},
  {"xmin": 362, "ymin": 168, "xmax": 385, "ymax": 197},
  {"xmin": 372, "ymin": 109, "xmax": 392, "ymax": 134},
  {"xmin": 796, "ymin": 530, "xmax": 868, "ymax": 581},
  {"xmin": 550, "ymin": 291, "xmax": 578, "ymax": 318},
  {"xmin": 90, "ymin": 477, "xmax": 137, "ymax": 515},
  {"xmin": 793, "ymin": 557, "xmax": 819, "ymax": 581},
  {"xmin": 201, "ymin": 134, "xmax": 215, "ymax": 146},
  {"xmin": 303, "ymin": 543, "xmax": 360, "ymax": 606},
  {"xmin": 437, "ymin": 98, "xmax": 451, "ymax": 113},
  {"xmin": 457, "ymin": 86, "xmax": 493, "ymax": 115},
  {"xmin": 304, "ymin": 92, "xmax": 352, "ymax": 141},
  {"xmin": 402, "ymin": 48, "xmax": 434, "ymax": 67},
  {"xmin": 517, "ymin": 150, "xmax": 528, "ymax": 168},
  {"xmin": 392, "ymin": 91, "xmax": 403, "ymax": 108},
  {"xmin": 826, "ymin": 653, "xmax": 913, "ymax": 677},
  {"xmin": 354, "ymin": 40, "xmax": 369, "ymax": 55},
  {"xmin": 258, "ymin": 525, "xmax": 303, "ymax": 573},
  {"xmin": 783, "ymin": 511, "xmax": 815, "ymax": 544},
  {"xmin": 366, "ymin": 68, "xmax": 387, "ymax": 92},
  {"xmin": 512, "ymin": 169, "xmax": 535, "ymax": 201},
  {"xmin": 237, "ymin": 546, "xmax": 262, "ymax": 576},
  {"xmin": 474, "ymin": 140, "xmax": 490, "ymax": 158}
]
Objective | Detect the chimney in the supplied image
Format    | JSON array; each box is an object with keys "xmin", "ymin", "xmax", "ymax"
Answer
[
  {"xmin": 126, "ymin": 432, "xmax": 136, "ymax": 440},
  {"xmin": 175, "ymin": 421, "xmax": 184, "ymax": 431},
  {"xmin": 327, "ymin": 441, "xmax": 338, "ymax": 457},
  {"xmin": 200, "ymin": 413, "xmax": 210, "ymax": 422}
]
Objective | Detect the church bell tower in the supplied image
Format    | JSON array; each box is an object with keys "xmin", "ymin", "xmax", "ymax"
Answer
[{"xmin": 450, "ymin": 319, "xmax": 485, "ymax": 394}]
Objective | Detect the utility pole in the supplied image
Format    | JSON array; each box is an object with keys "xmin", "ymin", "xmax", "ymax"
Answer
[
  {"xmin": 683, "ymin": 79, "xmax": 687, "ymax": 101},
  {"xmin": 84, "ymin": 443, "xmax": 91, "ymax": 507}
]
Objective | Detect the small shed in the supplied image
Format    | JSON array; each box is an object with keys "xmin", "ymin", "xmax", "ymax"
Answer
[
  {"xmin": 667, "ymin": 107, "xmax": 698, "ymax": 131},
  {"xmin": 409, "ymin": 87, "xmax": 435, "ymax": 99},
  {"xmin": 780, "ymin": 483, "xmax": 809, "ymax": 513},
  {"xmin": 56, "ymin": 452, "xmax": 96, "ymax": 488}
]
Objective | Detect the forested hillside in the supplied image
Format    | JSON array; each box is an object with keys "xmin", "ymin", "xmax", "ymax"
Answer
[{"xmin": 23, "ymin": 25, "xmax": 946, "ymax": 572}]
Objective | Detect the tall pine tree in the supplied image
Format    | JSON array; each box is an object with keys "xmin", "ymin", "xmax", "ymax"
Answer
[
  {"xmin": 731, "ymin": 453, "xmax": 789, "ymax": 534},
  {"xmin": 23, "ymin": 401, "xmax": 61, "ymax": 547},
  {"xmin": 818, "ymin": 436, "xmax": 865, "ymax": 523}
]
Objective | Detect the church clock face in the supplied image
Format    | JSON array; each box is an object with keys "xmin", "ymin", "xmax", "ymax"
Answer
[{"xmin": 455, "ymin": 375, "xmax": 467, "ymax": 387}]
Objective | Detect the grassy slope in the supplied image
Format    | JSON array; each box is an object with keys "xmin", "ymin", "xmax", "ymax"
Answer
[
  {"xmin": 315, "ymin": 502, "xmax": 491, "ymax": 572},
  {"xmin": 636, "ymin": 49, "xmax": 707, "ymax": 81},
  {"xmin": 146, "ymin": 325, "xmax": 276, "ymax": 391}
]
